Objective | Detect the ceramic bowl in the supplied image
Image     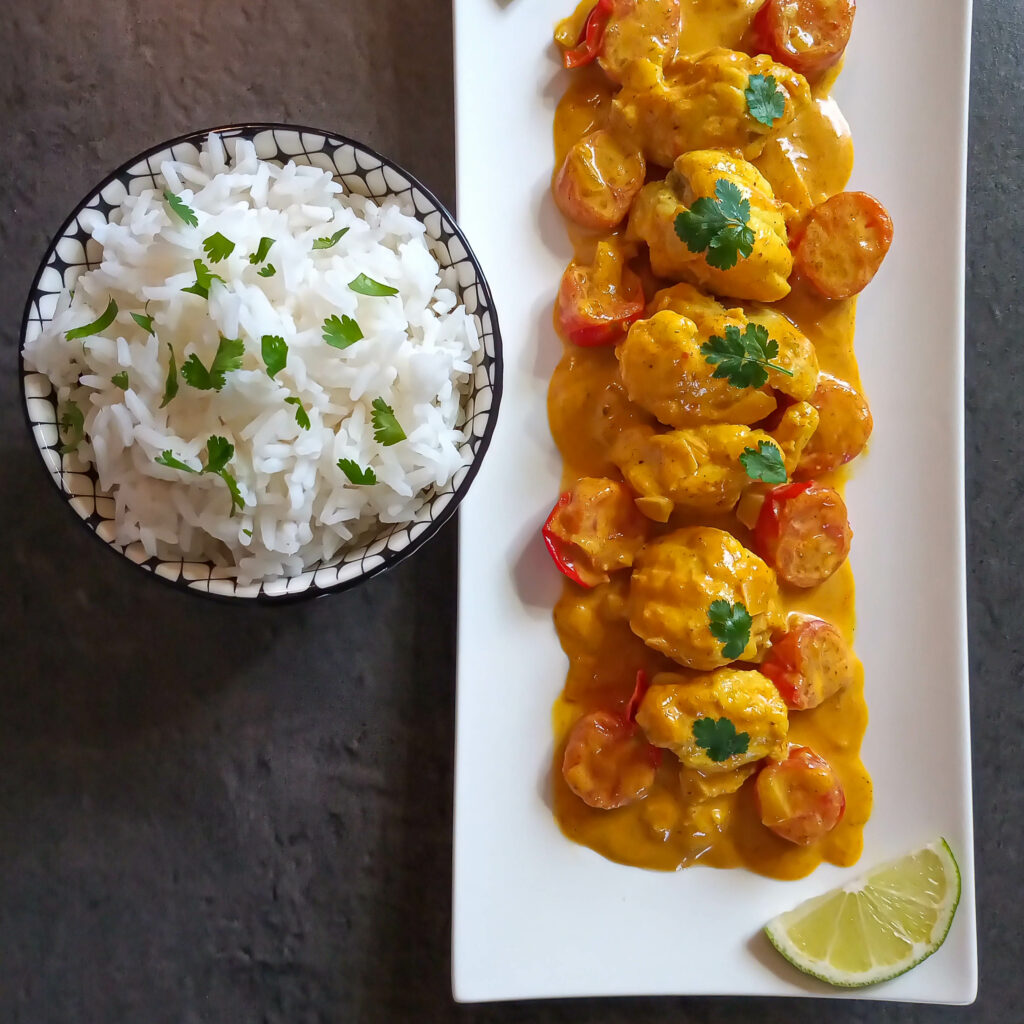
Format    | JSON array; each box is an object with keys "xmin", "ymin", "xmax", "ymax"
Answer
[{"xmin": 19, "ymin": 123, "xmax": 502, "ymax": 601}]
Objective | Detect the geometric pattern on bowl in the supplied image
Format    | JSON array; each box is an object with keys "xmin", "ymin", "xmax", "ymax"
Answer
[{"xmin": 19, "ymin": 123, "xmax": 503, "ymax": 601}]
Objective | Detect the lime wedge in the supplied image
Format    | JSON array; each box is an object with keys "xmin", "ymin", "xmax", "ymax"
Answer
[{"xmin": 764, "ymin": 839, "xmax": 961, "ymax": 988}]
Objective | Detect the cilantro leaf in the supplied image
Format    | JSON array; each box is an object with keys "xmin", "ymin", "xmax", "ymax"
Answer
[
  {"xmin": 180, "ymin": 335, "xmax": 244, "ymax": 391},
  {"xmin": 181, "ymin": 258, "xmax": 225, "ymax": 300},
  {"xmin": 111, "ymin": 371, "xmax": 129, "ymax": 390},
  {"xmin": 155, "ymin": 450, "xmax": 198, "ymax": 473},
  {"xmin": 349, "ymin": 273, "xmax": 398, "ymax": 297},
  {"xmin": 257, "ymin": 264, "xmax": 277, "ymax": 278},
  {"xmin": 337, "ymin": 458, "xmax": 377, "ymax": 485},
  {"xmin": 674, "ymin": 179, "xmax": 756, "ymax": 271},
  {"xmin": 261, "ymin": 335, "xmax": 288, "ymax": 379},
  {"xmin": 155, "ymin": 437, "xmax": 243, "ymax": 514},
  {"xmin": 209, "ymin": 337, "xmax": 245, "ymax": 379},
  {"xmin": 714, "ymin": 179, "xmax": 750, "ymax": 224},
  {"xmin": 180, "ymin": 355, "xmax": 212, "ymax": 389},
  {"xmin": 66, "ymin": 298, "xmax": 118, "ymax": 341},
  {"xmin": 242, "ymin": 528, "xmax": 253, "ymax": 538},
  {"xmin": 740, "ymin": 440, "xmax": 787, "ymax": 484},
  {"xmin": 160, "ymin": 343, "xmax": 179, "ymax": 408},
  {"xmin": 284, "ymin": 396, "xmax": 311, "ymax": 430},
  {"xmin": 249, "ymin": 237, "xmax": 275, "ymax": 265},
  {"xmin": 130, "ymin": 312, "xmax": 155, "ymax": 335},
  {"xmin": 692, "ymin": 716, "xmax": 751, "ymax": 762},
  {"xmin": 322, "ymin": 314, "xmax": 363, "ymax": 350},
  {"xmin": 202, "ymin": 232, "xmax": 236, "ymax": 264},
  {"xmin": 745, "ymin": 73, "xmax": 787, "ymax": 128},
  {"xmin": 370, "ymin": 398, "xmax": 406, "ymax": 446},
  {"xmin": 201, "ymin": 435, "xmax": 243, "ymax": 515},
  {"xmin": 218, "ymin": 469, "xmax": 244, "ymax": 515},
  {"xmin": 58, "ymin": 401, "xmax": 85, "ymax": 454},
  {"xmin": 708, "ymin": 599, "xmax": 752, "ymax": 660},
  {"xmin": 203, "ymin": 435, "xmax": 234, "ymax": 475},
  {"xmin": 164, "ymin": 190, "xmax": 198, "ymax": 227},
  {"xmin": 312, "ymin": 227, "xmax": 350, "ymax": 250},
  {"xmin": 700, "ymin": 323, "xmax": 794, "ymax": 389}
]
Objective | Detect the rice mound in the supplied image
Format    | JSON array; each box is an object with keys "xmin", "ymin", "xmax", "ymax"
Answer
[{"xmin": 23, "ymin": 134, "xmax": 480, "ymax": 585}]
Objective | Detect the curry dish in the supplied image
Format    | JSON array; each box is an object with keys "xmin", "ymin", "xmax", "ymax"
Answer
[{"xmin": 545, "ymin": 0, "xmax": 892, "ymax": 879}]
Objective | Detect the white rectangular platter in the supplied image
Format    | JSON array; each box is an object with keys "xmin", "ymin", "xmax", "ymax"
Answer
[{"xmin": 452, "ymin": 0, "xmax": 977, "ymax": 1003}]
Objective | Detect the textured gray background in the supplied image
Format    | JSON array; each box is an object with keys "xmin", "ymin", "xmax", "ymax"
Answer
[{"xmin": 0, "ymin": 2, "xmax": 1017, "ymax": 1021}]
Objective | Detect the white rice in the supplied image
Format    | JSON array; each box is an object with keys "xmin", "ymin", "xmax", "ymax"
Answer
[{"xmin": 23, "ymin": 134, "xmax": 480, "ymax": 585}]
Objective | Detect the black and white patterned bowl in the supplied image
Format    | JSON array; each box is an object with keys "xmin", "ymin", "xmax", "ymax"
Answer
[{"xmin": 19, "ymin": 123, "xmax": 502, "ymax": 602}]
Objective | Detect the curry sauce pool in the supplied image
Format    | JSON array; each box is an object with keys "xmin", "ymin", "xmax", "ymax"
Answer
[{"xmin": 543, "ymin": 0, "xmax": 885, "ymax": 878}]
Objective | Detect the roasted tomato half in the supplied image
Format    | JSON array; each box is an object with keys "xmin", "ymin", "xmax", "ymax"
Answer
[
  {"xmin": 792, "ymin": 191, "xmax": 893, "ymax": 300},
  {"xmin": 752, "ymin": 0, "xmax": 856, "ymax": 79},
  {"xmin": 756, "ymin": 745, "xmax": 846, "ymax": 845},
  {"xmin": 543, "ymin": 477, "xmax": 650, "ymax": 587},
  {"xmin": 753, "ymin": 481, "xmax": 852, "ymax": 588},
  {"xmin": 556, "ymin": 241, "xmax": 646, "ymax": 347},
  {"xmin": 563, "ymin": 706, "xmax": 661, "ymax": 809},
  {"xmin": 554, "ymin": 129, "xmax": 646, "ymax": 232},
  {"xmin": 796, "ymin": 372, "xmax": 873, "ymax": 477},
  {"xmin": 563, "ymin": 671, "xmax": 660, "ymax": 810},
  {"xmin": 761, "ymin": 613, "xmax": 857, "ymax": 710}
]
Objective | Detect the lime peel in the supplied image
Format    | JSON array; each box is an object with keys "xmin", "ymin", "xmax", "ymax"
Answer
[{"xmin": 764, "ymin": 838, "xmax": 961, "ymax": 989}]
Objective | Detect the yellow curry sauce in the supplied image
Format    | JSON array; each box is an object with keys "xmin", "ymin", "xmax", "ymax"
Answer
[{"xmin": 548, "ymin": 1, "xmax": 873, "ymax": 879}]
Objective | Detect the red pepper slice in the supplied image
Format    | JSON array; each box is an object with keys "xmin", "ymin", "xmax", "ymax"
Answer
[
  {"xmin": 542, "ymin": 492, "xmax": 606, "ymax": 588},
  {"xmin": 563, "ymin": 0, "xmax": 614, "ymax": 70},
  {"xmin": 625, "ymin": 669, "xmax": 650, "ymax": 723},
  {"xmin": 624, "ymin": 669, "xmax": 661, "ymax": 767}
]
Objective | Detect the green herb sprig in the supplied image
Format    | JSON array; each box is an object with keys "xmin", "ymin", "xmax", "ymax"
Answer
[
  {"xmin": 284, "ymin": 397, "xmax": 310, "ymax": 430},
  {"xmin": 337, "ymin": 458, "xmax": 377, "ymax": 485},
  {"xmin": 181, "ymin": 259, "xmax": 225, "ymax": 300},
  {"xmin": 155, "ymin": 435, "xmax": 244, "ymax": 514},
  {"xmin": 66, "ymin": 298, "xmax": 118, "ymax": 341},
  {"xmin": 708, "ymin": 599, "xmax": 752, "ymax": 660},
  {"xmin": 58, "ymin": 401, "xmax": 85, "ymax": 454},
  {"xmin": 313, "ymin": 228, "xmax": 350, "ymax": 250},
  {"xmin": 164, "ymin": 190, "xmax": 198, "ymax": 227},
  {"xmin": 202, "ymin": 232, "xmax": 235, "ymax": 264},
  {"xmin": 700, "ymin": 323, "xmax": 794, "ymax": 389},
  {"xmin": 674, "ymin": 179, "xmax": 755, "ymax": 271},
  {"xmin": 740, "ymin": 440, "xmax": 787, "ymax": 484},
  {"xmin": 180, "ymin": 336, "xmax": 244, "ymax": 392},
  {"xmin": 745, "ymin": 74, "xmax": 786, "ymax": 127},
  {"xmin": 371, "ymin": 398, "xmax": 406, "ymax": 446},
  {"xmin": 349, "ymin": 273, "xmax": 398, "ymax": 297},
  {"xmin": 261, "ymin": 335, "xmax": 288, "ymax": 379},
  {"xmin": 692, "ymin": 717, "xmax": 751, "ymax": 762},
  {"xmin": 323, "ymin": 314, "xmax": 363, "ymax": 350}
]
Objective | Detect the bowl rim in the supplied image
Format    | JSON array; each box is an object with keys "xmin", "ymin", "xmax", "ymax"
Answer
[{"xmin": 18, "ymin": 121, "xmax": 504, "ymax": 605}]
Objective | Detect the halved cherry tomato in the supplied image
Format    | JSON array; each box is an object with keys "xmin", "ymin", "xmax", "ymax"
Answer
[
  {"xmin": 543, "ymin": 478, "xmax": 650, "ymax": 587},
  {"xmin": 753, "ymin": 481, "xmax": 852, "ymax": 588},
  {"xmin": 793, "ymin": 192, "xmax": 893, "ymax": 300},
  {"xmin": 563, "ymin": 705, "xmax": 661, "ymax": 809},
  {"xmin": 796, "ymin": 372, "xmax": 872, "ymax": 477},
  {"xmin": 553, "ymin": 129, "xmax": 646, "ymax": 231},
  {"xmin": 756, "ymin": 745, "xmax": 846, "ymax": 845},
  {"xmin": 761, "ymin": 613, "xmax": 856, "ymax": 710},
  {"xmin": 752, "ymin": 0, "xmax": 856, "ymax": 79},
  {"xmin": 563, "ymin": 0, "xmax": 615, "ymax": 70},
  {"xmin": 556, "ymin": 242, "xmax": 646, "ymax": 347}
]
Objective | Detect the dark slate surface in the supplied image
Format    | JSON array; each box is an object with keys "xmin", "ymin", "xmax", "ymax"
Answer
[{"xmin": 0, "ymin": 2, "xmax": 1017, "ymax": 1021}]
